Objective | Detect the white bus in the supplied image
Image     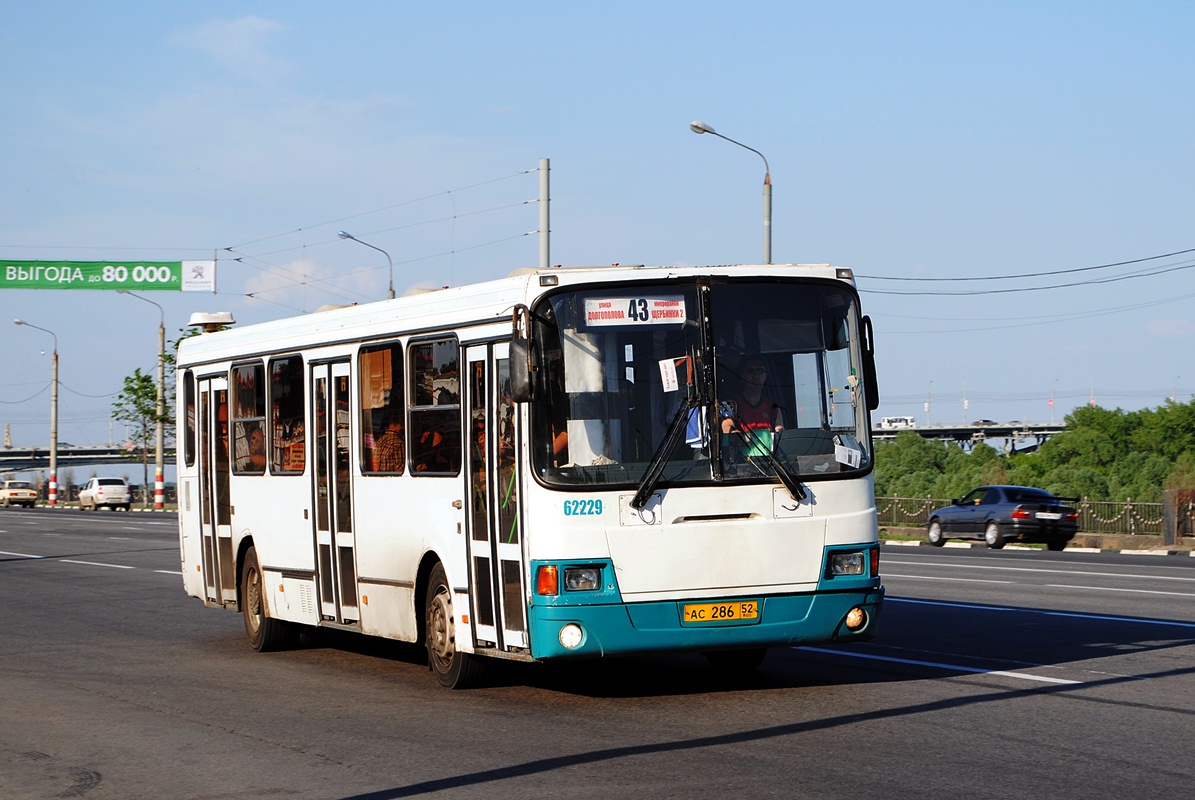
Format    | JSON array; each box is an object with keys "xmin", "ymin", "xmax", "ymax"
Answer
[
  {"xmin": 176, "ymin": 262, "xmax": 884, "ymax": 687},
  {"xmin": 879, "ymin": 416, "xmax": 916, "ymax": 429}
]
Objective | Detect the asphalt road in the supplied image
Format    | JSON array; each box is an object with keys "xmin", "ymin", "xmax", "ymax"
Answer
[{"xmin": 2, "ymin": 509, "xmax": 1193, "ymax": 799}]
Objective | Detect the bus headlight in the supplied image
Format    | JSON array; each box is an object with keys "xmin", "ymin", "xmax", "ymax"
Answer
[
  {"xmin": 559, "ymin": 623, "xmax": 585, "ymax": 649},
  {"xmin": 829, "ymin": 552, "xmax": 865, "ymax": 576},
  {"xmin": 564, "ymin": 566, "xmax": 601, "ymax": 591}
]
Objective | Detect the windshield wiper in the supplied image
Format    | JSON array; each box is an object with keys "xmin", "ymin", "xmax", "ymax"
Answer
[
  {"xmin": 718, "ymin": 401, "xmax": 807, "ymax": 503},
  {"xmin": 630, "ymin": 394, "xmax": 699, "ymax": 510}
]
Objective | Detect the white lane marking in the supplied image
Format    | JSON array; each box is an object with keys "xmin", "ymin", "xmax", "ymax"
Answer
[
  {"xmin": 61, "ymin": 559, "xmax": 135, "ymax": 570},
  {"xmin": 887, "ymin": 597, "xmax": 1017, "ymax": 612},
  {"xmin": 0, "ymin": 550, "xmax": 45, "ymax": 559},
  {"xmin": 888, "ymin": 596, "xmax": 1195, "ymax": 628},
  {"xmin": 1044, "ymin": 583, "xmax": 1195, "ymax": 598},
  {"xmin": 885, "ymin": 570, "xmax": 1195, "ymax": 599},
  {"xmin": 800, "ymin": 646, "xmax": 1080, "ymax": 685},
  {"xmin": 155, "ymin": 569, "xmax": 183, "ymax": 575},
  {"xmin": 885, "ymin": 572, "xmax": 1014, "ymax": 585},
  {"xmin": 108, "ymin": 537, "xmax": 132, "ymax": 541},
  {"xmin": 884, "ymin": 556, "xmax": 1195, "ymax": 582}
]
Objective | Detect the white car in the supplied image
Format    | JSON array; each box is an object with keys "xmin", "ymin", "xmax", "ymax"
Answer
[
  {"xmin": 79, "ymin": 477, "xmax": 132, "ymax": 511},
  {"xmin": 1, "ymin": 480, "xmax": 38, "ymax": 508}
]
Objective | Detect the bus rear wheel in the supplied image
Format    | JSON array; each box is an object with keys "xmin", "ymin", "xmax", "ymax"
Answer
[
  {"xmin": 242, "ymin": 546, "xmax": 295, "ymax": 651},
  {"xmin": 425, "ymin": 563, "xmax": 486, "ymax": 689}
]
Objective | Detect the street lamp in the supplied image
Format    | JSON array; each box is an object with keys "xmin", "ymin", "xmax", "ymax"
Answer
[
  {"xmin": 690, "ymin": 120, "xmax": 772, "ymax": 264},
  {"xmin": 14, "ymin": 319, "xmax": 59, "ymax": 506},
  {"xmin": 338, "ymin": 230, "xmax": 395, "ymax": 299},
  {"xmin": 119, "ymin": 290, "xmax": 166, "ymax": 510}
]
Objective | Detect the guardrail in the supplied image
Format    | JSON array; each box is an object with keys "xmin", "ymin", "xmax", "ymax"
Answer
[{"xmin": 877, "ymin": 496, "xmax": 1177, "ymax": 537}]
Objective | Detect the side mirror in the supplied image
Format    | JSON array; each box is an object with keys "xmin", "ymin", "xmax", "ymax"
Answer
[
  {"xmin": 509, "ymin": 305, "xmax": 537, "ymax": 403},
  {"xmin": 509, "ymin": 339, "xmax": 537, "ymax": 402},
  {"xmin": 861, "ymin": 315, "xmax": 880, "ymax": 411}
]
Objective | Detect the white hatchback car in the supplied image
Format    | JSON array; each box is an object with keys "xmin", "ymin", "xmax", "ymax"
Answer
[{"xmin": 79, "ymin": 477, "xmax": 132, "ymax": 511}]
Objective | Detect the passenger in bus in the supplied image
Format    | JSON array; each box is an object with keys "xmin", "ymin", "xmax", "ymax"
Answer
[
  {"xmin": 415, "ymin": 428, "xmax": 449, "ymax": 472},
  {"xmin": 244, "ymin": 423, "xmax": 267, "ymax": 471},
  {"xmin": 373, "ymin": 411, "xmax": 405, "ymax": 472}
]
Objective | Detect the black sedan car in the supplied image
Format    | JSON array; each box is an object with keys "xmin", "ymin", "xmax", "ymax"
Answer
[{"xmin": 926, "ymin": 485, "xmax": 1079, "ymax": 551}]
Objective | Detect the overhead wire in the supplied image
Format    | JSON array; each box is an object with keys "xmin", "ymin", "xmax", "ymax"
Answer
[
  {"xmin": 876, "ymin": 288, "xmax": 1195, "ymax": 334},
  {"xmin": 224, "ymin": 169, "xmax": 536, "ymax": 251},
  {"xmin": 859, "ymin": 246, "xmax": 1195, "ymax": 282},
  {"xmin": 860, "ymin": 257, "xmax": 1195, "ymax": 296}
]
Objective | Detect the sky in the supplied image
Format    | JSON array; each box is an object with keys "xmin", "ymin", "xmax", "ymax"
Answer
[{"xmin": 2, "ymin": 1, "xmax": 1193, "ymax": 459}]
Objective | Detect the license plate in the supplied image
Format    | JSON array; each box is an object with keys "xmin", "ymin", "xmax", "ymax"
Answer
[
  {"xmin": 682, "ymin": 600, "xmax": 759, "ymax": 623},
  {"xmin": 1036, "ymin": 512, "xmax": 1061, "ymax": 520}
]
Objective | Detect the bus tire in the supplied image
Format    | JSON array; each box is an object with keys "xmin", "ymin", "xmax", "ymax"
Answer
[
  {"xmin": 984, "ymin": 522, "xmax": 1005, "ymax": 550},
  {"xmin": 927, "ymin": 520, "xmax": 946, "ymax": 546},
  {"xmin": 241, "ymin": 546, "xmax": 294, "ymax": 651},
  {"xmin": 425, "ymin": 562, "xmax": 486, "ymax": 689},
  {"xmin": 705, "ymin": 648, "xmax": 767, "ymax": 674}
]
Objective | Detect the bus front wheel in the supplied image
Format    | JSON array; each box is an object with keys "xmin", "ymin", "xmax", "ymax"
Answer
[
  {"xmin": 241, "ymin": 546, "xmax": 295, "ymax": 651},
  {"xmin": 425, "ymin": 562, "xmax": 487, "ymax": 689}
]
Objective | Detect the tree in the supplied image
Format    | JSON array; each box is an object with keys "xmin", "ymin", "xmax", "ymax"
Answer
[
  {"xmin": 1165, "ymin": 452, "xmax": 1195, "ymax": 492},
  {"xmin": 874, "ymin": 397, "xmax": 1195, "ymax": 503},
  {"xmin": 109, "ymin": 326, "xmax": 199, "ymax": 508},
  {"xmin": 112, "ymin": 368, "xmax": 162, "ymax": 507}
]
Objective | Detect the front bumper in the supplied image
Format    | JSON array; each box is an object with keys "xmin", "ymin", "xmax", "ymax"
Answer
[{"xmin": 527, "ymin": 586, "xmax": 885, "ymax": 660}]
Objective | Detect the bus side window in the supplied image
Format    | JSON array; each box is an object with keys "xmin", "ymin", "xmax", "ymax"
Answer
[
  {"xmin": 183, "ymin": 370, "xmax": 196, "ymax": 467},
  {"xmin": 360, "ymin": 342, "xmax": 405, "ymax": 474},
  {"xmin": 409, "ymin": 338, "xmax": 461, "ymax": 475},
  {"xmin": 269, "ymin": 355, "xmax": 306, "ymax": 473},
  {"xmin": 232, "ymin": 362, "xmax": 267, "ymax": 474}
]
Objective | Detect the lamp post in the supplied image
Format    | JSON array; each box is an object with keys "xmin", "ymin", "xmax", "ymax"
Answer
[
  {"xmin": 690, "ymin": 120, "xmax": 772, "ymax": 264},
  {"xmin": 119, "ymin": 290, "xmax": 166, "ymax": 510},
  {"xmin": 14, "ymin": 319, "xmax": 58, "ymax": 506},
  {"xmin": 338, "ymin": 230, "xmax": 395, "ymax": 299}
]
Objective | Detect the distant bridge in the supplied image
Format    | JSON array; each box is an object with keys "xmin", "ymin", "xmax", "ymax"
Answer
[
  {"xmin": 4, "ymin": 425, "xmax": 1063, "ymax": 470},
  {"xmin": 871, "ymin": 422, "xmax": 1064, "ymax": 452},
  {"xmin": 0, "ymin": 445, "xmax": 175, "ymax": 473}
]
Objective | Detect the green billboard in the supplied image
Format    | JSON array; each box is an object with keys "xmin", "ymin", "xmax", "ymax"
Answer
[{"xmin": 1, "ymin": 260, "xmax": 215, "ymax": 291}]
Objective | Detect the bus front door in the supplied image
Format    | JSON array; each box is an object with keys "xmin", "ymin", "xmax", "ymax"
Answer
[
  {"xmin": 464, "ymin": 343, "xmax": 528, "ymax": 654},
  {"xmin": 197, "ymin": 376, "xmax": 236, "ymax": 607},
  {"xmin": 311, "ymin": 361, "xmax": 359, "ymax": 626}
]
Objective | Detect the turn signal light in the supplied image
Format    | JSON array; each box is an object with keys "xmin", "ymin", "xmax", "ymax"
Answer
[{"xmin": 535, "ymin": 565, "xmax": 559, "ymax": 596}]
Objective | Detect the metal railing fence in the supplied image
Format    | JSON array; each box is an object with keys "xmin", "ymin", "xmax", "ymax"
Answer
[{"xmin": 877, "ymin": 496, "xmax": 1178, "ymax": 537}]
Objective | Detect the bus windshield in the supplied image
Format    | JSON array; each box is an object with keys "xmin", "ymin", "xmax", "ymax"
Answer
[{"xmin": 530, "ymin": 279, "xmax": 872, "ymax": 489}]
